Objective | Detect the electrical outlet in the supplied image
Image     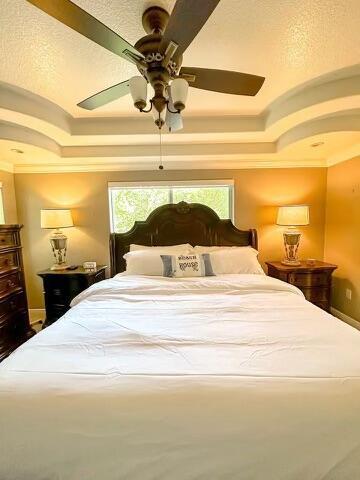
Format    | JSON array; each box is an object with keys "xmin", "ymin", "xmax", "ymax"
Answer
[{"xmin": 346, "ymin": 288, "xmax": 352, "ymax": 301}]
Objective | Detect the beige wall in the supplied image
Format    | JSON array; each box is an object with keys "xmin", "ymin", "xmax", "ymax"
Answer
[
  {"xmin": 324, "ymin": 157, "xmax": 360, "ymax": 321},
  {"xmin": 14, "ymin": 168, "xmax": 327, "ymax": 308},
  {"xmin": 0, "ymin": 170, "xmax": 18, "ymax": 223}
]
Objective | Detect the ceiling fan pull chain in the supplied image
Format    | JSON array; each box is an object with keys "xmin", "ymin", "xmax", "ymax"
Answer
[{"xmin": 158, "ymin": 125, "xmax": 164, "ymax": 170}]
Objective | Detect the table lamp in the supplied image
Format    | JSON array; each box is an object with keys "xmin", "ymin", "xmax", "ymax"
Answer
[
  {"xmin": 41, "ymin": 209, "xmax": 74, "ymax": 270},
  {"xmin": 277, "ymin": 205, "xmax": 309, "ymax": 266}
]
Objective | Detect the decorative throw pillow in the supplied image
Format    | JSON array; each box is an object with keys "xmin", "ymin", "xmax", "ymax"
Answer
[{"xmin": 161, "ymin": 253, "xmax": 215, "ymax": 278}]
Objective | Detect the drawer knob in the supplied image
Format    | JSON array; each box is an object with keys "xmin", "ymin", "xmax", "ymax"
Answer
[
  {"xmin": 289, "ymin": 273, "xmax": 296, "ymax": 283},
  {"xmin": 9, "ymin": 300, "xmax": 16, "ymax": 310},
  {"xmin": 6, "ymin": 280, "xmax": 16, "ymax": 289}
]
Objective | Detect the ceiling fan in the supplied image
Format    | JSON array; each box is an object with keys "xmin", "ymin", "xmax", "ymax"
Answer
[{"xmin": 27, "ymin": 0, "xmax": 265, "ymax": 132}]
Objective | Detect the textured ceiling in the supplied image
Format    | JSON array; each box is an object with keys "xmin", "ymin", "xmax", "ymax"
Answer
[
  {"xmin": 0, "ymin": 0, "xmax": 359, "ymax": 116},
  {"xmin": 0, "ymin": 0, "xmax": 359, "ymax": 172}
]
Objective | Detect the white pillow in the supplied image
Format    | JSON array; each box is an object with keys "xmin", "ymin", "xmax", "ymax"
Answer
[
  {"xmin": 123, "ymin": 250, "xmax": 165, "ymax": 275},
  {"xmin": 208, "ymin": 248, "xmax": 265, "ymax": 275},
  {"xmin": 130, "ymin": 243, "xmax": 192, "ymax": 252}
]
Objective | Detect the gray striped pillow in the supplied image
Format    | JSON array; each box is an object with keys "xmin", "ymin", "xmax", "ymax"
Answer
[{"xmin": 161, "ymin": 253, "xmax": 215, "ymax": 278}]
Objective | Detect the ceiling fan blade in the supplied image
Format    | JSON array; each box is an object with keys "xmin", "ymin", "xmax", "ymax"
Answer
[
  {"xmin": 77, "ymin": 80, "xmax": 130, "ymax": 110},
  {"xmin": 180, "ymin": 67, "xmax": 265, "ymax": 96},
  {"xmin": 159, "ymin": 0, "xmax": 220, "ymax": 56},
  {"xmin": 26, "ymin": 0, "xmax": 144, "ymax": 65}
]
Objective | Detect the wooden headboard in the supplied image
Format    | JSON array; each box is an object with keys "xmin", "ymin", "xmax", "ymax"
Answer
[{"xmin": 109, "ymin": 201, "xmax": 258, "ymax": 276}]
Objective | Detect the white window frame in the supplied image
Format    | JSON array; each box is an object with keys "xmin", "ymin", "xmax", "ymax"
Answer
[{"xmin": 108, "ymin": 180, "xmax": 234, "ymax": 233}]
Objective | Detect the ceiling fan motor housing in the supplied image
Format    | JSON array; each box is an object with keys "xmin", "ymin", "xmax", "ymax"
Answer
[{"xmin": 142, "ymin": 6, "xmax": 169, "ymax": 35}]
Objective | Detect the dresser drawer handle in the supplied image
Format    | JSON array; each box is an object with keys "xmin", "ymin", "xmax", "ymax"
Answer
[
  {"xmin": 6, "ymin": 280, "xmax": 16, "ymax": 289},
  {"xmin": 9, "ymin": 300, "xmax": 16, "ymax": 310}
]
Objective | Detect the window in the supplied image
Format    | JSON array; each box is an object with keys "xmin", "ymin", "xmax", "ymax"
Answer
[{"xmin": 109, "ymin": 180, "xmax": 234, "ymax": 233}]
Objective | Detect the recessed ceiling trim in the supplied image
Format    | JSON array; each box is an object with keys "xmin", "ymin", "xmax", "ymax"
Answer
[
  {"xmin": 1, "ymin": 70, "xmax": 359, "ymax": 141},
  {"xmin": 277, "ymin": 112, "xmax": 360, "ymax": 151}
]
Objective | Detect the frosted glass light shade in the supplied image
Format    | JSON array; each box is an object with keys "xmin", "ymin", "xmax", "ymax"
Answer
[
  {"xmin": 171, "ymin": 78, "xmax": 188, "ymax": 111},
  {"xmin": 277, "ymin": 205, "xmax": 309, "ymax": 226},
  {"xmin": 129, "ymin": 76, "xmax": 147, "ymax": 110},
  {"xmin": 41, "ymin": 209, "xmax": 73, "ymax": 229}
]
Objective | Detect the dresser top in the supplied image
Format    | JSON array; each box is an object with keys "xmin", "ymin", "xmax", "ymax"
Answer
[
  {"xmin": 38, "ymin": 265, "xmax": 107, "ymax": 276},
  {"xmin": 0, "ymin": 224, "xmax": 23, "ymax": 231},
  {"xmin": 266, "ymin": 260, "xmax": 337, "ymax": 272}
]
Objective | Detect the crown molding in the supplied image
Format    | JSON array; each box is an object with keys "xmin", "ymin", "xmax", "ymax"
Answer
[{"xmin": 13, "ymin": 158, "xmax": 327, "ymax": 174}]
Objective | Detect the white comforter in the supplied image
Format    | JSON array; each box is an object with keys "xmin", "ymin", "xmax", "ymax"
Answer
[{"xmin": 1, "ymin": 274, "xmax": 360, "ymax": 480}]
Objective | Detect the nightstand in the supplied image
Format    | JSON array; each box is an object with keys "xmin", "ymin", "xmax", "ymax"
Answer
[
  {"xmin": 266, "ymin": 261, "xmax": 337, "ymax": 312},
  {"xmin": 38, "ymin": 266, "xmax": 107, "ymax": 327}
]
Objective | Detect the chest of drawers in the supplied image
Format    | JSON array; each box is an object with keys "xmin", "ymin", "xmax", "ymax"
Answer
[{"xmin": 0, "ymin": 225, "xmax": 34, "ymax": 361}]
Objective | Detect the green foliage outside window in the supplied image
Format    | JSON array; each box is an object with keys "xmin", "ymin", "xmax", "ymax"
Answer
[{"xmin": 110, "ymin": 186, "xmax": 231, "ymax": 233}]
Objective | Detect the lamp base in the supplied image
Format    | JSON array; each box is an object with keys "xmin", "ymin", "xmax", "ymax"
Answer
[
  {"xmin": 281, "ymin": 259, "xmax": 301, "ymax": 266},
  {"xmin": 50, "ymin": 263, "xmax": 68, "ymax": 271},
  {"xmin": 49, "ymin": 229, "xmax": 68, "ymax": 270},
  {"xmin": 282, "ymin": 229, "xmax": 302, "ymax": 266}
]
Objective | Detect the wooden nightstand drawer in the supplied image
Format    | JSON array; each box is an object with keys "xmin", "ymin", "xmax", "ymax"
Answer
[
  {"xmin": 45, "ymin": 305, "xmax": 70, "ymax": 323},
  {"xmin": 45, "ymin": 287, "xmax": 70, "ymax": 304},
  {"xmin": 301, "ymin": 286, "xmax": 330, "ymax": 303},
  {"xmin": 288, "ymin": 272, "xmax": 329, "ymax": 287}
]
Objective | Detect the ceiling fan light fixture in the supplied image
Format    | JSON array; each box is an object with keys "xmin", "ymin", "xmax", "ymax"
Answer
[
  {"xmin": 129, "ymin": 76, "xmax": 148, "ymax": 110},
  {"xmin": 170, "ymin": 78, "xmax": 188, "ymax": 112}
]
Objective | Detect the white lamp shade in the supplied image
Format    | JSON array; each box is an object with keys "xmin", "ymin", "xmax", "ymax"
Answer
[
  {"xmin": 171, "ymin": 78, "xmax": 188, "ymax": 109},
  {"xmin": 277, "ymin": 205, "xmax": 310, "ymax": 226},
  {"xmin": 129, "ymin": 76, "xmax": 147, "ymax": 105},
  {"xmin": 41, "ymin": 209, "xmax": 74, "ymax": 229},
  {"xmin": 166, "ymin": 89, "xmax": 183, "ymax": 131}
]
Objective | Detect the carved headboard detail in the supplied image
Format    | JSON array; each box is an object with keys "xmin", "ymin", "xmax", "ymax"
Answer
[{"xmin": 109, "ymin": 201, "xmax": 258, "ymax": 276}]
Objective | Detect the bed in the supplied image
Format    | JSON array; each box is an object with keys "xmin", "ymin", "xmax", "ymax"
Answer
[{"xmin": 0, "ymin": 202, "xmax": 360, "ymax": 480}]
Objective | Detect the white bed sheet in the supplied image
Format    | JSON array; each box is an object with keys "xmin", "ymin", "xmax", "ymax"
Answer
[{"xmin": 0, "ymin": 274, "xmax": 360, "ymax": 480}]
